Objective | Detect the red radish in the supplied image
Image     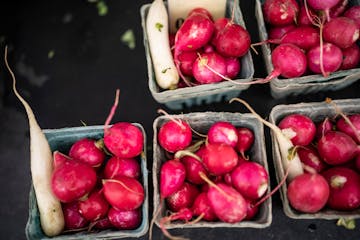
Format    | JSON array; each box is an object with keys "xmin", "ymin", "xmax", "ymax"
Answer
[
  {"xmin": 78, "ymin": 189, "xmax": 109, "ymax": 222},
  {"xmin": 316, "ymin": 117, "xmax": 334, "ymax": 139},
  {"xmin": 158, "ymin": 119, "xmax": 192, "ymax": 153},
  {"xmin": 317, "ymin": 131, "xmax": 358, "ymax": 165},
  {"xmin": 104, "ymin": 122, "xmax": 144, "ymax": 159},
  {"xmin": 207, "ymin": 183, "xmax": 247, "ymax": 223},
  {"xmin": 267, "ymin": 43, "xmax": 307, "ymax": 80},
  {"xmin": 181, "ymin": 155, "xmax": 208, "ymax": 185},
  {"xmin": 287, "ymin": 173, "xmax": 330, "ymax": 213},
  {"xmin": 297, "ymin": 5, "xmax": 317, "ymax": 26},
  {"xmin": 322, "ymin": 167, "xmax": 360, "ymax": 210},
  {"xmin": 268, "ymin": 24, "xmax": 296, "ymax": 39},
  {"xmin": 5, "ymin": 47, "xmax": 64, "ymax": 236},
  {"xmin": 244, "ymin": 199, "xmax": 259, "ymax": 220},
  {"xmin": 207, "ymin": 121, "xmax": 238, "ymax": 148},
  {"xmin": 225, "ymin": 57, "xmax": 241, "ymax": 79},
  {"xmin": 62, "ymin": 201, "xmax": 88, "ymax": 230},
  {"xmin": 92, "ymin": 217, "xmax": 113, "ymax": 230},
  {"xmin": 178, "ymin": 51, "xmax": 198, "ymax": 76},
  {"xmin": 201, "ymin": 143, "xmax": 238, "ymax": 176},
  {"xmin": 203, "ymin": 44, "xmax": 215, "ymax": 53},
  {"xmin": 344, "ymin": 5, "xmax": 360, "ymax": 28},
  {"xmin": 307, "ymin": 42, "xmax": 343, "ymax": 76},
  {"xmin": 278, "ymin": 113, "xmax": 316, "ymax": 146},
  {"xmin": 306, "ymin": 0, "xmax": 342, "ymax": 21},
  {"xmin": 108, "ymin": 207, "xmax": 141, "ymax": 230},
  {"xmin": 188, "ymin": 7, "xmax": 214, "ymax": 21},
  {"xmin": 53, "ymin": 151, "xmax": 72, "ymax": 169},
  {"xmin": 340, "ymin": 44, "xmax": 360, "ymax": 70},
  {"xmin": 191, "ymin": 192, "xmax": 217, "ymax": 221},
  {"xmin": 230, "ymin": 98, "xmax": 304, "ymax": 181},
  {"xmin": 102, "ymin": 176, "xmax": 144, "ymax": 210},
  {"xmin": 51, "ymin": 159, "xmax": 97, "ymax": 203},
  {"xmin": 323, "ymin": 17, "xmax": 359, "ymax": 49},
  {"xmin": 158, "ymin": 208, "xmax": 193, "ymax": 239},
  {"xmin": 166, "ymin": 182, "xmax": 199, "ymax": 212},
  {"xmin": 68, "ymin": 138, "xmax": 106, "ymax": 167},
  {"xmin": 297, "ymin": 146, "xmax": 328, "ymax": 173},
  {"xmin": 160, "ymin": 159, "xmax": 186, "ymax": 198},
  {"xmin": 336, "ymin": 114, "xmax": 360, "ymax": 143},
  {"xmin": 355, "ymin": 155, "xmax": 360, "ymax": 172},
  {"xmin": 212, "ymin": 17, "xmax": 231, "ymax": 46},
  {"xmin": 103, "ymin": 156, "xmax": 140, "ymax": 179},
  {"xmin": 236, "ymin": 127, "xmax": 254, "ymax": 159},
  {"xmin": 262, "ymin": 0, "xmax": 299, "ymax": 26},
  {"xmin": 230, "ymin": 162, "xmax": 269, "ymax": 200},
  {"xmin": 213, "ymin": 19, "xmax": 251, "ymax": 58},
  {"xmin": 192, "ymin": 52, "xmax": 227, "ymax": 84}
]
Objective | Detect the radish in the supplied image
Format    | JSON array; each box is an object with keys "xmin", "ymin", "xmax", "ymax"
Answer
[
  {"xmin": 297, "ymin": 146, "xmax": 328, "ymax": 173},
  {"xmin": 78, "ymin": 189, "xmax": 109, "ymax": 222},
  {"xmin": 322, "ymin": 167, "xmax": 360, "ymax": 210},
  {"xmin": 62, "ymin": 201, "xmax": 88, "ymax": 230},
  {"xmin": 68, "ymin": 138, "xmax": 106, "ymax": 167},
  {"xmin": 323, "ymin": 17, "xmax": 359, "ymax": 49},
  {"xmin": 287, "ymin": 173, "xmax": 330, "ymax": 213},
  {"xmin": 53, "ymin": 151, "xmax": 72, "ymax": 169},
  {"xmin": 206, "ymin": 183, "xmax": 247, "ymax": 223},
  {"xmin": 230, "ymin": 98, "xmax": 304, "ymax": 181},
  {"xmin": 201, "ymin": 143, "xmax": 238, "ymax": 176},
  {"xmin": 262, "ymin": 0, "xmax": 299, "ymax": 26},
  {"xmin": 307, "ymin": 42, "xmax": 343, "ymax": 77},
  {"xmin": 177, "ymin": 51, "xmax": 198, "ymax": 76},
  {"xmin": 317, "ymin": 131, "xmax": 358, "ymax": 165},
  {"xmin": 103, "ymin": 156, "xmax": 140, "ymax": 179},
  {"xmin": 104, "ymin": 122, "xmax": 144, "ymax": 159},
  {"xmin": 278, "ymin": 113, "xmax": 316, "ymax": 146},
  {"xmin": 244, "ymin": 199, "xmax": 259, "ymax": 220},
  {"xmin": 92, "ymin": 217, "xmax": 113, "ymax": 230},
  {"xmin": 329, "ymin": 0, "xmax": 348, "ymax": 18},
  {"xmin": 344, "ymin": 5, "xmax": 360, "ymax": 28},
  {"xmin": 181, "ymin": 154, "xmax": 208, "ymax": 185},
  {"xmin": 160, "ymin": 159, "xmax": 186, "ymax": 198},
  {"xmin": 230, "ymin": 162, "xmax": 269, "ymax": 200},
  {"xmin": 108, "ymin": 207, "xmax": 142, "ymax": 230},
  {"xmin": 207, "ymin": 121, "xmax": 238, "ymax": 148},
  {"xmin": 191, "ymin": 192, "xmax": 217, "ymax": 221},
  {"xmin": 298, "ymin": 5, "xmax": 317, "ymax": 26},
  {"xmin": 51, "ymin": 159, "xmax": 97, "ymax": 203},
  {"xmin": 102, "ymin": 176, "xmax": 144, "ymax": 210},
  {"xmin": 316, "ymin": 117, "xmax": 334, "ymax": 139},
  {"xmin": 336, "ymin": 113, "xmax": 360, "ymax": 143},
  {"xmin": 213, "ymin": 18, "xmax": 251, "ymax": 58},
  {"xmin": 306, "ymin": 0, "xmax": 342, "ymax": 21},
  {"xmin": 158, "ymin": 118, "xmax": 192, "ymax": 153},
  {"xmin": 158, "ymin": 208, "xmax": 193, "ymax": 240},
  {"xmin": 192, "ymin": 52, "xmax": 227, "ymax": 84},
  {"xmin": 236, "ymin": 127, "xmax": 254, "ymax": 159},
  {"xmin": 146, "ymin": 0, "xmax": 179, "ymax": 89},
  {"xmin": 5, "ymin": 47, "xmax": 65, "ymax": 236},
  {"xmin": 166, "ymin": 182, "xmax": 199, "ymax": 212},
  {"xmin": 266, "ymin": 43, "xmax": 307, "ymax": 80},
  {"xmin": 340, "ymin": 44, "xmax": 360, "ymax": 70}
]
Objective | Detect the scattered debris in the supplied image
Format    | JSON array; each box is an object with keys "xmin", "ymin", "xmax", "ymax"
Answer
[{"xmin": 121, "ymin": 29, "xmax": 136, "ymax": 50}]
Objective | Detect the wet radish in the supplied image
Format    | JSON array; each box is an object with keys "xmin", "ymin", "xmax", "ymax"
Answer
[
  {"xmin": 108, "ymin": 207, "xmax": 142, "ymax": 230},
  {"xmin": 287, "ymin": 173, "xmax": 330, "ymax": 213},
  {"xmin": 322, "ymin": 167, "xmax": 360, "ymax": 210},
  {"xmin": 207, "ymin": 121, "xmax": 238, "ymax": 148},
  {"xmin": 102, "ymin": 176, "xmax": 144, "ymax": 210},
  {"xmin": 69, "ymin": 138, "xmax": 106, "ymax": 167}
]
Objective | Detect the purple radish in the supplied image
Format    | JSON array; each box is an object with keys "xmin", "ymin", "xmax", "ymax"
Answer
[
  {"xmin": 62, "ymin": 201, "xmax": 88, "ymax": 230},
  {"xmin": 108, "ymin": 207, "xmax": 142, "ymax": 230}
]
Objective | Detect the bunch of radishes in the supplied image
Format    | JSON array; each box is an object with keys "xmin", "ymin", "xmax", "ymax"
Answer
[
  {"xmin": 171, "ymin": 7, "xmax": 251, "ymax": 87},
  {"xmin": 277, "ymin": 108, "xmax": 360, "ymax": 213},
  {"xmin": 49, "ymin": 122, "xmax": 146, "ymax": 233},
  {"xmin": 153, "ymin": 116, "xmax": 269, "ymax": 237},
  {"xmin": 261, "ymin": 0, "xmax": 360, "ymax": 80}
]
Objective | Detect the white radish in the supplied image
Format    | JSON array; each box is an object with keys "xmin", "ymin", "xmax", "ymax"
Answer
[
  {"xmin": 230, "ymin": 98, "xmax": 303, "ymax": 181},
  {"xmin": 4, "ymin": 47, "xmax": 64, "ymax": 236},
  {"xmin": 146, "ymin": 0, "xmax": 179, "ymax": 89}
]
